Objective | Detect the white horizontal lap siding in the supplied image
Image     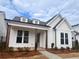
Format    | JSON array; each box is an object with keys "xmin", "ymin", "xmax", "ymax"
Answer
[
  {"xmin": 8, "ymin": 22, "xmax": 49, "ymax": 30},
  {"xmin": 9, "ymin": 27, "xmax": 35, "ymax": 48}
]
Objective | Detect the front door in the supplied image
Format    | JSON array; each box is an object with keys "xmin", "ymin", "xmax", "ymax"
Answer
[
  {"xmin": 37, "ymin": 33, "xmax": 40, "ymax": 47},
  {"xmin": 35, "ymin": 33, "xmax": 40, "ymax": 50}
]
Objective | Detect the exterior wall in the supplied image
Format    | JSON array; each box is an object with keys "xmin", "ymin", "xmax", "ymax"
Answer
[
  {"xmin": 48, "ymin": 29, "xmax": 55, "ymax": 48},
  {"xmin": 47, "ymin": 16, "xmax": 62, "ymax": 48},
  {"xmin": 40, "ymin": 31, "xmax": 46, "ymax": 48},
  {"xmin": 9, "ymin": 27, "xmax": 35, "ymax": 48},
  {"xmin": 0, "ymin": 12, "xmax": 7, "ymax": 42},
  {"xmin": 56, "ymin": 21, "xmax": 72, "ymax": 49},
  {"xmin": 76, "ymin": 35, "xmax": 79, "ymax": 42},
  {"xmin": 47, "ymin": 17, "xmax": 72, "ymax": 49},
  {"xmin": 0, "ymin": 12, "xmax": 7, "ymax": 37},
  {"xmin": 72, "ymin": 26, "xmax": 79, "ymax": 42},
  {"xmin": 9, "ymin": 26, "xmax": 46, "ymax": 48}
]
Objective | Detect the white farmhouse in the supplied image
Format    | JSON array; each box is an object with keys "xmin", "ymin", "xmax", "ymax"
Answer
[{"xmin": 0, "ymin": 11, "xmax": 73, "ymax": 50}]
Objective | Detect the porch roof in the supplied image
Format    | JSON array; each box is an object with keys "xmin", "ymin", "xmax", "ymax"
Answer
[{"xmin": 6, "ymin": 19, "xmax": 50, "ymax": 30}]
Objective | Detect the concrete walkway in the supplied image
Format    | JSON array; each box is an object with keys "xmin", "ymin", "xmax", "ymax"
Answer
[{"xmin": 39, "ymin": 51, "xmax": 63, "ymax": 59}]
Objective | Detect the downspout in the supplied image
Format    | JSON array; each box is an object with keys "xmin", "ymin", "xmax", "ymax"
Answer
[{"xmin": 54, "ymin": 29, "xmax": 57, "ymax": 48}]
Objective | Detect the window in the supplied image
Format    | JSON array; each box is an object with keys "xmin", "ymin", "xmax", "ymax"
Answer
[
  {"xmin": 16, "ymin": 30, "xmax": 22, "ymax": 43},
  {"xmin": 23, "ymin": 31, "xmax": 29, "ymax": 43},
  {"xmin": 61, "ymin": 33, "xmax": 64, "ymax": 44},
  {"xmin": 16, "ymin": 30, "xmax": 29, "ymax": 43},
  {"xmin": 65, "ymin": 33, "xmax": 68, "ymax": 44}
]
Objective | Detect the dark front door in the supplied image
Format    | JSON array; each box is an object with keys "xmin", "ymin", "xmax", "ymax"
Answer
[
  {"xmin": 35, "ymin": 33, "xmax": 40, "ymax": 50},
  {"xmin": 37, "ymin": 33, "xmax": 40, "ymax": 47}
]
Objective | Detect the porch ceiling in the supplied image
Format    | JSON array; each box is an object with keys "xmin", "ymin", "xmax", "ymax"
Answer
[{"xmin": 7, "ymin": 21, "xmax": 50, "ymax": 30}]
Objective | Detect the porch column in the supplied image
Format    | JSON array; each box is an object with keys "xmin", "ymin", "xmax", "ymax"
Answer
[
  {"xmin": 46, "ymin": 30, "xmax": 48, "ymax": 49},
  {"xmin": 6, "ymin": 25, "xmax": 11, "ymax": 48},
  {"xmin": 35, "ymin": 29, "xmax": 37, "ymax": 51}
]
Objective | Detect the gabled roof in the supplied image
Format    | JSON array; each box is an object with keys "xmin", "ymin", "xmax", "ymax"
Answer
[
  {"xmin": 72, "ymin": 24, "xmax": 79, "ymax": 27},
  {"xmin": 46, "ymin": 14, "xmax": 62, "ymax": 24},
  {"xmin": 52, "ymin": 17, "xmax": 71, "ymax": 30},
  {"xmin": 53, "ymin": 18, "xmax": 64, "ymax": 29}
]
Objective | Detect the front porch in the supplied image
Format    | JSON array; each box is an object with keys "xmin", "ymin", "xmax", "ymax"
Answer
[{"xmin": 7, "ymin": 21, "xmax": 49, "ymax": 50}]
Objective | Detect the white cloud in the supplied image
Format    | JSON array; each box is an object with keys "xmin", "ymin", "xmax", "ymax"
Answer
[
  {"xmin": 0, "ymin": 5, "xmax": 20, "ymax": 19},
  {"xmin": 0, "ymin": 0, "xmax": 79, "ymax": 25}
]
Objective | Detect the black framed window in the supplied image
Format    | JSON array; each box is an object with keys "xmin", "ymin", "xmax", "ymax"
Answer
[
  {"xmin": 65, "ymin": 33, "xmax": 68, "ymax": 44},
  {"xmin": 16, "ymin": 30, "xmax": 29, "ymax": 43},
  {"xmin": 16, "ymin": 30, "xmax": 22, "ymax": 43},
  {"xmin": 23, "ymin": 31, "xmax": 29, "ymax": 43},
  {"xmin": 61, "ymin": 33, "xmax": 64, "ymax": 44}
]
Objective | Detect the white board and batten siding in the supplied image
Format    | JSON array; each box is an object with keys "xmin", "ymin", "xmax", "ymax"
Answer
[
  {"xmin": 47, "ymin": 16, "xmax": 72, "ymax": 49},
  {"xmin": 56, "ymin": 20, "xmax": 72, "ymax": 49},
  {"xmin": 9, "ymin": 26, "xmax": 46, "ymax": 48}
]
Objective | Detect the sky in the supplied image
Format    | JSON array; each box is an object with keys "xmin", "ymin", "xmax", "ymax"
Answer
[{"xmin": 0, "ymin": 0, "xmax": 79, "ymax": 25}]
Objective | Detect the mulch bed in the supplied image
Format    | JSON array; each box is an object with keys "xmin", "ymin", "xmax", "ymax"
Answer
[{"xmin": 0, "ymin": 51, "xmax": 40, "ymax": 58}]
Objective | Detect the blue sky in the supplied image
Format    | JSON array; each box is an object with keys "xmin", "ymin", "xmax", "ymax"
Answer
[{"xmin": 0, "ymin": 0, "xmax": 79, "ymax": 25}]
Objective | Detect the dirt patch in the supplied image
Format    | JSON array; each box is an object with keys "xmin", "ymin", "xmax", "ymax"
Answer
[
  {"xmin": 0, "ymin": 51, "xmax": 40, "ymax": 58},
  {"xmin": 57, "ymin": 53, "xmax": 79, "ymax": 58},
  {"xmin": 47, "ymin": 49, "xmax": 79, "ymax": 58}
]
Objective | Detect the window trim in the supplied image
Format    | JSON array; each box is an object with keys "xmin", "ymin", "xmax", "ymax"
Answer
[
  {"xmin": 60, "ymin": 33, "xmax": 64, "ymax": 44},
  {"xmin": 60, "ymin": 32, "xmax": 69, "ymax": 45},
  {"xmin": 16, "ymin": 30, "xmax": 29, "ymax": 43},
  {"xmin": 65, "ymin": 33, "xmax": 68, "ymax": 44}
]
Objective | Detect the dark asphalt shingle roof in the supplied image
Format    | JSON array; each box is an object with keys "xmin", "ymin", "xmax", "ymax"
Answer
[{"xmin": 5, "ymin": 19, "xmax": 50, "ymax": 27}]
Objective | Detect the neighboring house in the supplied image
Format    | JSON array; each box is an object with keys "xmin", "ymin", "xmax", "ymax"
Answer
[
  {"xmin": 0, "ymin": 11, "xmax": 7, "ymax": 42},
  {"xmin": 0, "ymin": 11, "xmax": 73, "ymax": 49},
  {"xmin": 72, "ymin": 24, "xmax": 79, "ymax": 47}
]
